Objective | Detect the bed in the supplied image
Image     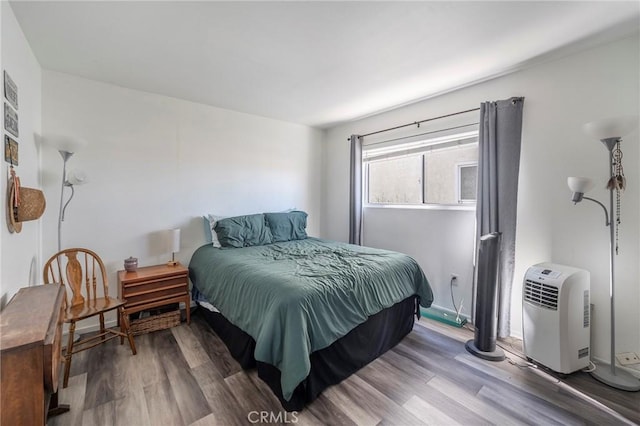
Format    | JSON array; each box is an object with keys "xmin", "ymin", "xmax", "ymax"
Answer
[{"xmin": 189, "ymin": 212, "xmax": 433, "ymax": 410}]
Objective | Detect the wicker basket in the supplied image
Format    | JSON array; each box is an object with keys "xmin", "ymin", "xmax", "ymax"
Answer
[{"xmin": 130, "ymin": 310, "xmax": 181, "ymax": 335}]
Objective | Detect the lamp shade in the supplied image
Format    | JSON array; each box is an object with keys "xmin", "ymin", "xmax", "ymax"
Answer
[
  {"xmin": 583, "ymin": 116, "xmax": 638, "ymax": 141},
  {"xmin": 567, "ymin": 177, "xmax": 594, "ymax": 193},
  {"xmin": 66, "ymin": 169, "xmax": 88, "ymax": 185},
  {"xmin": 168, "ymin": 228, "xmax": 181, "ymax": 253}
]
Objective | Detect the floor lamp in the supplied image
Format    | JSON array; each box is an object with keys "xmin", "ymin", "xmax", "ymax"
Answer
[
  {"xmin": 567, "ymin": 115, "xmax": 639, "ymax": 392},
  {"xmin": 45, "ymin": 136, "xmax": 87, "ymax": 251}
]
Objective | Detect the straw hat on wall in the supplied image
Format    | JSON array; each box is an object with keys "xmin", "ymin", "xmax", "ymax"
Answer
[{"xmin": 7, "ymin": 177, "xmax": 46, "ymax": 233}]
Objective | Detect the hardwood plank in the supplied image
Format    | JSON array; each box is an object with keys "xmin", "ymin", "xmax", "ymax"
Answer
[
  {"xmin": 190, "ymin": 358, "xmax": 225, "ymax": 383},
  {"xmin": 224, "ymin": 371, "xmax": 281, "ymax": 418},
  {"xmin": 81, "ymin": 401, "xmax": 115, "ymax": 426},
  {"xmin": 561, "ymin": 371, "xmax": 640, "ymax": 424},
  {"xmin": 408, "ymin": 323, "xmax": 468, "ymax": 358},
  {"xmin": 356, "ymin": 356, "xmax": 431, "ymax": 404},
  {"xmin": 476, "ymin": 384, "xmax": 580, "ymax": 426},
  {"xmin": 48, "ymin": 373, "xmax": 87, "ymax": 426},
  {"xmin": 553, "ymin": 382, "xmax": 637, "ymax": 426},
  {"xmin": 82, "ymin": 338, "xmax": 117, "ymax": 410},
  {"xmin": 66, "ymin": 343, "xmax": 89, "ymax": 378},
  {"xmin": 136, "ymin": 332, "xmax": 168, "ymax": 388},
  {"xmin": 195, "ymin": 381, "xmax": 247, "ymax": 425},
  {"xmin": 190, "ymin": 313, "xmax": 242, "ymax": 379},
  {"xmin": 189, "ymin": 413, "xmax": 218, "ymax": 426},
  {"xmin": 305, "ymin": 394, "xmax": 358, "ymax": 426},
  {"xmin": 424, "ymin": 318, "xmax": 640, "ymax": 425},
  {"xmin": 144, "ymin": 378, "xmax": 184, "ymax": 426},
  {"xmin": 192, "ymin": 362, "xmax": 246, "ymax": 426},
  {"xmin": 402, "ymin": 395, "xmax": 461, "ymax": 426},
  {"xmin": 454, "ymin": 351, "xmax": 561, "ymax": 393},
  {"xmin": 155, "ymin": 330, "xmax": 211, "ymax": 425},
  {"xmin": 393, "ymin": 338, "xmax": 487, "ymax": 393},
  {"xmin": 426, "ymin": 375, "xmax": 527, "ymax": 426},
  {"xmin": 114, "ymin": 388, "xmax": 151, "ymax": 426},
  {"xmin": 323, "ymin": 373, "xmax": 425, "ymax": 426},
  {"xmin": 242, "ymin": 372, "xmax": 326, "ymax": 426},
  {"xmin": 172, "ymin": 325, "xmax": 212, "ymax": 369},
  {"xmin": 413, "ymin": 379, "xmax": 497, "ymax": 426},
  {"xmin": 293, "ymin": 407, "xmax": 325, "ymax": 426},
  {"xmin": 246, "ymin": 369, "xmax": 291, "ymax": 408},
  {"xmin": 112, "ymin": 337, "xmax": 145, "ymax": 400},
  {"xmin": 453, "ymin": 352, "xmax": 630, "ymax": 424},
  {"xmin": 380, "ymin": 347, "xmax": 436, "ymax": 382},
  {"xmin": 322, "ymin": 381, "xmax": 380, "ymax": 426}
]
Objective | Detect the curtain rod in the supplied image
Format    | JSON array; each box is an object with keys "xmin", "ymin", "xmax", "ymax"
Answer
[
  {"xmin": 348, "ymin": 107, "xmax": 480, "ymax": 141},
  {"xmin": 363, "ymin": 122, "xmax": 479, "ymax": 148}
]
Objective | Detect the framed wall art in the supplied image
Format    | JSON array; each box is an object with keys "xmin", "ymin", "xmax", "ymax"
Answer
[
  {"xmin": 4, "ymin": 135, "xmax": 18, "ymax": 165},
  {"xmin": 4, "ymin": 102, "xmax": 19, "ymax": 137},
  {"xmin": 4, "ymin": 71, "xmax": 18, "ymax": 110}
]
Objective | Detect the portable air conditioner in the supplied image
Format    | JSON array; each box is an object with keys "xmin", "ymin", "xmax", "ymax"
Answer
[{"xmin": 522, "ymin": 262, "xmax": 590, "ymax": 374}]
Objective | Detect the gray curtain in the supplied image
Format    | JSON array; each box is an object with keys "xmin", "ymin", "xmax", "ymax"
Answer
[
  {"xmin": 476, "ymin": 97, "xmax": 524, "ymax": 338},
  {"xmin": 349, "ymin": 135, "xmax": 363, "ymax": 245}
]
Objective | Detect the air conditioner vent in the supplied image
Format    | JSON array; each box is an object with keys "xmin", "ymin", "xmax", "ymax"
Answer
[
  {"xmin": 524, "ymin": 279, "xmax": 558, "ymax": 310},
  {"xmin": 578, "ymin": 347, "xmax": 589, "ymax": 359},
  {"xmin": 583, "ymin": 290, "xmax": 589, "ymax": 328}
]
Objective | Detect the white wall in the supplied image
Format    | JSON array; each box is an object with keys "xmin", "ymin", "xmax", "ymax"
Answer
[
  {"xmin": 364, "ymin": 207, "xmax": 476, "ymax": 321},
  {"xmin": 0, "ymin": 2, "xmax": 42, "ymax": 307},
  {"xmin": 41, "ymin": 71, "xmax": 324, "ymax": 324},
  {"xmin": 322, "ymin": 35, "xmax": 640, "ymax": 364}
]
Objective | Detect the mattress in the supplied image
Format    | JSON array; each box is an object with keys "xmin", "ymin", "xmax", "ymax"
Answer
[{"xmin": 188, "ymin": 237, "xmax": 433, "ymax": 401}]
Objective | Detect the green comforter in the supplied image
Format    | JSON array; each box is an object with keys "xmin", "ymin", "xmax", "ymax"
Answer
[{"xmin": 189, "ymin": 238, "xmax": 433, "ymax": 401}]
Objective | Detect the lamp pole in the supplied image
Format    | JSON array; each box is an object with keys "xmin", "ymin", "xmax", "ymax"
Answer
[
  {"xmin": 57, "ymin": 150, "xmax": 74, "ymax": 251},
  {"xmin": 587, "ymin": 137, "xmax": 640, "ymax": 391},
  {"xmin": 604, "ymin": 139, "xmax": 616, "ymax": 379}
]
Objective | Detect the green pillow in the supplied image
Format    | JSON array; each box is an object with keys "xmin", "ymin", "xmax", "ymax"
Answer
[
  {"xmin": 214, "ymin": 214, "xmax": 273, "ymax": 248},
  {"xmin": 264, "ymin": 211, "xmax": 308, "ymax": 242}
]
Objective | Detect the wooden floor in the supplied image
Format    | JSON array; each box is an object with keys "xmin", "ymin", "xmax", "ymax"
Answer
[{"xmin": 48, "ymin": 310, "xmax": 640, "ymax": 426}]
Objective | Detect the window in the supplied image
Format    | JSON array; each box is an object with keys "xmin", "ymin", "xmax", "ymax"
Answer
[
  {"xmin": 364, "ymin": 131, "xmax": 478, "ymax": 206},
  {"xmin": 457, "ymin": 163, "xmax": 478, "ymax": 203},
  {"xmin": 367, "ymin": 155, "xmax": 423, "ymax": 204}
]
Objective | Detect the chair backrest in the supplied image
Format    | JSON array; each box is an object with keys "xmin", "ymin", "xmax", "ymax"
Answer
[{"xmin": 43, "ymin": 248, "xmax": 109, "ymax": 308}]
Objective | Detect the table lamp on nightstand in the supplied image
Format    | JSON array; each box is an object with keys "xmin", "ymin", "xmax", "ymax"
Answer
[{"xmin": 167, "ymin": 228, "xmax": 180, "ymax": 266}]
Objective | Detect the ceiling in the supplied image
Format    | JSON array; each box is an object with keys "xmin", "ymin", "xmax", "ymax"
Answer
[{"xmin": 8, "ymin": 1, "xmax": 640, "ymax": 128}]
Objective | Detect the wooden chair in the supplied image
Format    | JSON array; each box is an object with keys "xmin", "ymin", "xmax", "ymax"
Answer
[{"xmin": 43, "ymin": 248, "xmax": 137, "ymax": 388}]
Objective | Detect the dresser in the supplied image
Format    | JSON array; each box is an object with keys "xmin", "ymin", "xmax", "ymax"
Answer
[
  {"xmin": 0, "ymin": 284, "xmax": 68, "ymax": 425},
  {"xmin": 118, "ymin": 263, "xmax": 190, "ymax": 329}
]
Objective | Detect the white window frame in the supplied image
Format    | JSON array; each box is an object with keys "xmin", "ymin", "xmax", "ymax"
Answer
[
  {"xmin": 363, "ymin": 130, "xmax": 479, "ymax": 210},
  {"xmin": 456, "ymin": 161, "xmax": 478, "ymax": 204}
]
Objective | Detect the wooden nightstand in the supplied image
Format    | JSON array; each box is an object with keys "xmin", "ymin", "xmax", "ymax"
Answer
[{"xmin": 118, "ymin": 263, "xmax": 190, "ymax": 331}]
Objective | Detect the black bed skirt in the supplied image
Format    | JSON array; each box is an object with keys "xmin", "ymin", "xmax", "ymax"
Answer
[{"xmin": 198, "ymin": 296, "xmax": 417, "ymax": 411}]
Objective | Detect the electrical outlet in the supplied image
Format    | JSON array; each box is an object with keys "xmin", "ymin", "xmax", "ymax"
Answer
[
  {"xmin": 616, "ymin": 352, "xmax": 640, "ymax": 366},
  {"xmin": 450, "ymin": 273, "xmax": 458, "ymax": 285}
]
